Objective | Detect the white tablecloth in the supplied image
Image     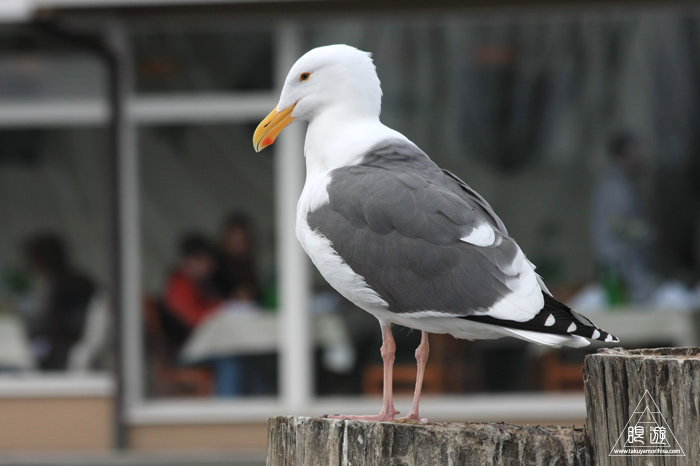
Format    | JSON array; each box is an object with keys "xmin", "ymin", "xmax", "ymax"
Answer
[
  {"xmin": 0, "ymin": 314, "xmax": 34, "ymax": 370},
  {"xmin": 585, "ymin": 308, "xmax": 699, "ymax": 347},
  {"xmin": 181, "ymin": 306, "xmax": 351, "ymax": 364}
]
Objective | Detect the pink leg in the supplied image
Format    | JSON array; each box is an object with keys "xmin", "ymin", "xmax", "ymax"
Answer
[
  {"xmin": 399, "ymin": 331, "xmax": 429, "ymax": 422},
  {"xmin": 328, "ymin": 324, "xmax": 398, "ymax": 421}
]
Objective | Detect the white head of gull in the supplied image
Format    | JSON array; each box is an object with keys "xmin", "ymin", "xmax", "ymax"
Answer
[
  {"xmin": 254, "ymin": 44, "xmax": 618, "ymax": 423},
  {"xmin": 254, "ymin": 45, "xmax": 405, "ymax": 174}
]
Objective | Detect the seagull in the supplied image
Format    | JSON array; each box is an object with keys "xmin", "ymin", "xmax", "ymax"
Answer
[{"xmin": 253, "ymin": 44, "xmax": 618, "ymax": 422}]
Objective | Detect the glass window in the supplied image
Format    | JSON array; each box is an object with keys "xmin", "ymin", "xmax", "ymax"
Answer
[
  {"xmin": 0, "ymin": 30, "xmax": 106, "ymax": 103},
  {"xmin": 0, "ymin": 127, "xmax": 111, "ymax": 373},
  {"xmin": 301, "ymin": 13, "xmax": 700, "ymax": 399},
  {"xmin": 138, "ymin": 123, "xmax": 278, "ymax": 398},
  {"xmin": 0, "ymin": 24, "xmax": 111, "ymax": 381},
  {"xmin": 132, "ymin": 29, "xmax": 274, "ymax": 94}
]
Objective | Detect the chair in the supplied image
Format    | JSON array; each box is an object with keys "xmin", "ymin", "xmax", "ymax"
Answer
[
  {"xmin": 539, "ymin": 350, "xmax": 585, "ymax": 392},
  {"xmin": 143, "ymin": 296, "xmax": 213, "ymax": 397}
]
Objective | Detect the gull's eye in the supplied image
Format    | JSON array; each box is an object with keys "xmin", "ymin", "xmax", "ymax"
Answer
[{"xmin": 299, "ymin": 72, "xmax": 311, "ymax": 82}]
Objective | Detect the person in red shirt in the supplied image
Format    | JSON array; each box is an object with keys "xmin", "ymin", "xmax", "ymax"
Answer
[{"xmin": 164, "ymin": 234, "xmax": 222, "ymax": 330}]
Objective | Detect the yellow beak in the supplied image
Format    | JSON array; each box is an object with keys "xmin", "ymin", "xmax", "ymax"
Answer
[{"xmin": 253, "ymin": 105, "xmax": 295, "ymax": 152}]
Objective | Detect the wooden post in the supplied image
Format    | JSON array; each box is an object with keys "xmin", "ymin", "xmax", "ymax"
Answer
[
  {"xmin": 267, "ymin": 416, "xmax": 589, "ymax": 465},
  {"xmin": 584, "ymin": 347, "xmax": 700, "ymax": 466},
  {"xmin": 268, "ymin": 347, "xmax": 699, "ymax": 465}
]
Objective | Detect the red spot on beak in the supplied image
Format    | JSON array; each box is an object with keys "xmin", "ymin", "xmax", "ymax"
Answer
[{"xmin": 263, "ymin": 137, "xmax": 274, "ymax": 146}]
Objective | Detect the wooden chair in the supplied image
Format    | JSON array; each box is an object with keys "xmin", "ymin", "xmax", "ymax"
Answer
[
  {"xmin": 539, "ymin": 350, "xmax": 584, "ymax": 392},
  {"xmin": 143, "ymin": 296, "xmax": 214, "ymax": 397}
]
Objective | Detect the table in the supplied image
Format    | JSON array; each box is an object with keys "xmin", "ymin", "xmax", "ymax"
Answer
[
  {"xmin": 181, "ymin": 305, "xmax": 352, "ymax": 364},
  {"xmin": 583, "ymin": 308, "xmax": 699, "ymax": 347},
  {"xmin": 0, "ymin": 314, "xmax": 34, "ymax": 370}
]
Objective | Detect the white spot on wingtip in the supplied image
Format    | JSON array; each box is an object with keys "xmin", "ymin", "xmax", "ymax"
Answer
[
  {"xmin": 605, "ymin": 334, "xmax": 615, "ymax": 342},
  {"xmin": 544, "ymin": 314, "xmax": 555, "ymax": 327},
  {"xmin": 592, "ymin": 329, "xmax": 600, "ymax": 339},
  {"xmin": 460, "ymin": 223, "xmax": 495, "ymax": 247},
  {"xmin": 567, "ymin": 322, "xmax": 577, "ymax": 333}
]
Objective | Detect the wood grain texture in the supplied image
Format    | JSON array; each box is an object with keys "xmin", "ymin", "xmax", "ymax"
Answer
[
  {"xmin": 267, "ymin": 416, "xmax": 589, "ymax": 466},
  {"xmin": 584, "ymin": 347, "xmax": 700, "ymax": 466},
  {"xmin": 269, "ymin": 347, "xmax": 699, "ymax": 465}
]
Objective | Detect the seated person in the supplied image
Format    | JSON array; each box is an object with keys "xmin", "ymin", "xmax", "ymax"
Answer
[
  {"xmin": 163, "ymin": 233, "xmax": 248, "ymax": 396},
  {"xmin": 212, "ymin": 214, "xmax": 277, "ymax": 396},
  {"xmin": 24, "ymin": 233, "xmax": 95, "ymax": 371},
  {"xmin": 211, "ymin": 213, "xmax": 262, "ymax": 303},
  {"xmin": 164, "ymin": 233, "xmax": 222, "ymax": 331}
]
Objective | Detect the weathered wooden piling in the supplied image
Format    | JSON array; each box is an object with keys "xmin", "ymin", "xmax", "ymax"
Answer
[
  {"xmin": 267, "ymin": 416, "xmax": 589, "ymax": 465},
  {"xmin": 268, "ymin": 347, "xmax": 699, "ymax": 466},
  {"xmin": 584, "ymin": 347, "xmax": 699, "ymax": 466}
]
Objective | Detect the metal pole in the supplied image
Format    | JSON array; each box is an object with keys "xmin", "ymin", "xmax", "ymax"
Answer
[
  {"xmin": 35, "ymin": 19, "xmax": 138, "ymax": 450},
  {"xmin": 104, "ymin": 21, "xmax": 141, "ymax": 450}
]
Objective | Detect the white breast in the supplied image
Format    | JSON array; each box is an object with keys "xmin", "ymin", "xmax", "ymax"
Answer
[{"xmin": 295, "ymin": 115, "xmax": 414, "ymax": 324}]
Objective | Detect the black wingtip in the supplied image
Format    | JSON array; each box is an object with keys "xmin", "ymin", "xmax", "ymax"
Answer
[
  {"xmin": 460, "ymin": 292, "xmax": 620, "ymax": 344},
  {"xmin": 592, "ymin": 328, "xmax": 619, "ymax": 343}
]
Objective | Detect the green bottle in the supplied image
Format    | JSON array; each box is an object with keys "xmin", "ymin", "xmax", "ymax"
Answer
[{"xmin": 600, "ymin": 265, "xmax": 626, "ymax": 307}]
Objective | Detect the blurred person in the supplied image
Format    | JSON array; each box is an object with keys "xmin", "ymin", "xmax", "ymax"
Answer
[
  {"xmin": 591, "ymin": 132, "xmax": 655, "ymax": 304},
  {"xmin": 163, "ymin": 233, "xmax": 222, "ymax": 330},
  {"xmin": 211, "ymin": 213, "xmax": 278, "ymax": 396},
  {"xmin": 24, "ymin": 233, "xmax": 95, "ymax": 370},
  {"xmin": 164, "ymin": 232, "xmax": 265, "ymax": 397},
  {"xmin": 211, "ymin": 213, "xmax": 262, "ymax": 303}
]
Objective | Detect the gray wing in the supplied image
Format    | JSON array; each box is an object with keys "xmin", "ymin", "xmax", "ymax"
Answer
[
  {"xmin": 442, "ymin": 169, "xmax": 508, "ymax": 235},
  {"xmin": 307, "ymin": 140, "xmax": 542, "ymax": 321}
]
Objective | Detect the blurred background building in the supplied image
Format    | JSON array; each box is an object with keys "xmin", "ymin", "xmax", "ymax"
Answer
[{"xmin": 1, "ymin": 0, "xmax": 700, "ymax": 463}]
